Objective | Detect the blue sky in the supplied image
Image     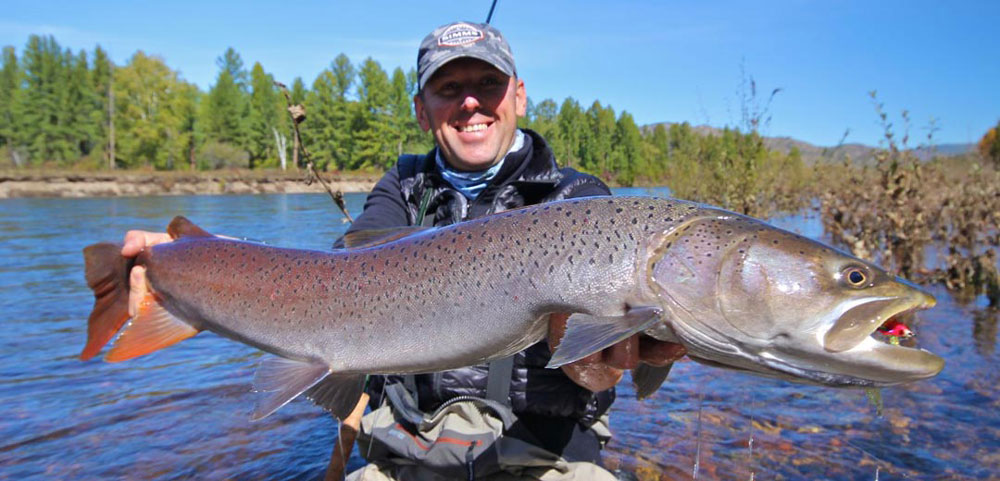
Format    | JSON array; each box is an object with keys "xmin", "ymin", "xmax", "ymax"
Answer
[{"xmin": 2, "ymin": 0, "xmax": 997, "ymax": 147}]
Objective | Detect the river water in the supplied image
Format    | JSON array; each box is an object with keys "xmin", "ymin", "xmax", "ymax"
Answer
[{"xmin": 0, "ymin": 191, "xmax": 997, "ymax": 480}]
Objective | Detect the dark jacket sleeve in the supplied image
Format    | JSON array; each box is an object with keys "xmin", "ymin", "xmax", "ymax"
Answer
[
  {"xmin": 332, "ymin": 167, "xmax": 411, "ymax": 249},
  {"xmin": 558, "ymin": 169, "xmax": 612, "ymax": 200},
  {"xmin": 566, "ymin": 182, "xmax": 611, "ymax": 199}
]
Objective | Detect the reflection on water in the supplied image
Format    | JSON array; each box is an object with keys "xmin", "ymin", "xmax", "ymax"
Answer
[
  {"xmin": 973, "ymin": 309, "xmax": 998, "ymax": 356},
  {"xmin": 0, "ymin": 192, "xmax": 997, "ymax": 480}
]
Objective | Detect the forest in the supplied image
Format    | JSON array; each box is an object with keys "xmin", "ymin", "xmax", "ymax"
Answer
[{"xmin": 0, "ymin": 35, "xmax": 811, "ymax": 192}]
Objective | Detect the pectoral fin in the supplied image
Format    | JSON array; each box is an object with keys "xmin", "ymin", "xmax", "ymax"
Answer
[
  {"xmin": 547, "ymin": 306, "xmax": 663, "ymax": 368},
  {"xmin": 631, "ymin": 362, "xmax": 674, "ymax": 400},
  {"xmin": 251, "ymin": 356, "xmax": 331, "ymax": 421}
]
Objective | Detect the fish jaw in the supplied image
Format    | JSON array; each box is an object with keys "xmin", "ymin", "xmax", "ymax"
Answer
[{"xmin": 750, "ymin": 293, "xmax": 944, "ymax": 387}]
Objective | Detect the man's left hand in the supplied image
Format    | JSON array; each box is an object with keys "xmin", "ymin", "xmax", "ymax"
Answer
[{"xmin": 548, "ymin": 313, "xmax": 687, "ymax": 392}]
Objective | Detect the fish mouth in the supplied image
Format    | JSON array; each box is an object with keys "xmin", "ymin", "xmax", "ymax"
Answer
[
  {"xmin": 823, "ymin": 290, "xmax": 936, "ymax": 353},
  {"xmin": 812, "ymin": 290, "xmax": 944, "ymax": 386}
]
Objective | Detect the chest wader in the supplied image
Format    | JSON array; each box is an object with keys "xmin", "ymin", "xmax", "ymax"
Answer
[
  {"xmin": 364, "ymin": 186, "xmax": 520, "ymax": 480},
  {"xmin": 355, "ymin": 150, "xmax": 613, "ymax": 480}
]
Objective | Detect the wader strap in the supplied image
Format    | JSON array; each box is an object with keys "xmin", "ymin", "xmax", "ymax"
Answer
[
  {"xmin": 385, "ymin": 381, "xmax": 426, "ymax": 427},
  {"xmin": 486, "ymin": 356, "xmax": 514, "ymax": 406},
  {"xmin": 416, "ymin": 188, "xmax": 434, "ymax": 226},
  {"xmin": 403, "ymin": 375, "xmax": 418, "ymax": 406}
]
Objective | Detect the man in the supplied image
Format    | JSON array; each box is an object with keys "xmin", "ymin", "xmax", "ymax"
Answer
[{"xmin": 121, "ymin": 21, "xmax": 684, "ymax": 481}]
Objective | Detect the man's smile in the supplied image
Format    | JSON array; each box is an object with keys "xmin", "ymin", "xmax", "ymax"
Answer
[{"xmin": 456, "ymin": 122, "xmax": 491, "ymax": 133}]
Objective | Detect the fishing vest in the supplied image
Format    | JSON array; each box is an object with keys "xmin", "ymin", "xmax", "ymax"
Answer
[{"xmin": 369, "ymin": 129, "xmax": 615, "ymax": 424}]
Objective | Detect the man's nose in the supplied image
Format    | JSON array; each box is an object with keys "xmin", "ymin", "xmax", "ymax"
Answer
[{"xmin": 460, "ymin": 94, "xmax": 480, "ymax": 111}]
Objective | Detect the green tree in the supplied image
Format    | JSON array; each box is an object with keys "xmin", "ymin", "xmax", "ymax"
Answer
[
  {"xmin": 63, "ymin": 49, "xmax": 98, "ymax": 162},
  {"xmin": 0, "ymin": 46, "xmax": 24, "ymax": 165},
  {"xmin": 352, "ymin": 57, "xmax": 394, "ymax": 170},
  {"xmin": 388, "ymin": 66, "xmax": 422, "ymax": 157},
  {"xmin": 290, "ymin": 76, "xmax": 307, "ymax": 105},
  {"xmin": 91, "ymin": 45, "xmax": 114, "ymax": 168},
  {"xmin": 201, "ymin": 47, "xmax": 249, "ymax": 152},
  {"xmin": 247, "ymin": 62, "xmax": 285, "ymax": 168},
  {"xmin": 613, "ymin": 111, "xmax": 643, "ymax": 185},
  {"xmin": 557, "ymin": 98, "xmax": 585, "ymax": 168},
  {"xmin": 527, "ymin": 98, "xmax": 558, "ymax": 144},
  {"xmin": 113, "ymin": 51, "xmax": 195, "ymax": 169},
  {"xmin": 583, "ymin": 101, "xmax": 616, "ymax": 177},
  {"xmin": 306, "ymin": 53, "xmax": 355, "ymax": 170},
  {"xmin": 20, "ymin": 35, "xmax": 74, "ymax": 164}
]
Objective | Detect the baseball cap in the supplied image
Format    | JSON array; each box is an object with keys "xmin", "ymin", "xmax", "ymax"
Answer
[{"xmin": 417, "ymin": 21, "xmax": 516, "ymax": 91}]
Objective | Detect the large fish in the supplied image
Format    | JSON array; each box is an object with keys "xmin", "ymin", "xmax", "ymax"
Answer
[{"xmin": 80, "ymin": 196, "xmax": 944, "ymax": 420}]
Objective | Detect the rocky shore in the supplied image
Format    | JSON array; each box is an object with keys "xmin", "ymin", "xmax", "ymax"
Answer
[{"xmin": 0, "ymin": 170, "xmax": 378, "ymax": 199}]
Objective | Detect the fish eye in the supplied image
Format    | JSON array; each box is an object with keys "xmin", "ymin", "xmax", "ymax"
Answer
[{"xmin": 843, "ymin": 266, "xmax": 868, "ymax": 287}]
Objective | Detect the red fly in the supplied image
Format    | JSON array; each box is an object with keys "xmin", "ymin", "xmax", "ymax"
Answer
[{"xmin": 877, "ymin": 319, "xmax": 913, "ymax": 338}]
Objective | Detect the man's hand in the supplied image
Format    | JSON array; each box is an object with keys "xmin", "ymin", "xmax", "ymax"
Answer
[
  {"xmin": 121, "ymin": 230, "xmax": 173, "ymax": 317},
  {"xmin": 548, "ymin": 313, "xmax": 686, "ymax": 393}
]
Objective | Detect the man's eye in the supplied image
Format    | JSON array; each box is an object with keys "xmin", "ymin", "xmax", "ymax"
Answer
[{"xmin": 482, "ymin": 77, "xmax": 501, "ymax": 87}]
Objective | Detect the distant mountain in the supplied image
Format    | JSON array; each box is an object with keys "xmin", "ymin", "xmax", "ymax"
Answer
[{"xmin": 645, "ymin": 122, "xmax": 975, "ymax": 165}]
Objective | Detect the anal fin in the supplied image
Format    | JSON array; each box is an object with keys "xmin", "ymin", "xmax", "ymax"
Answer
[
  {"xmin": 251, "ymin": 356, "xmax": 331, "ymax": 421},
  {"xmin": 304, "ymin": 373, "xmax": 366, "ymax": 421},
  {"xmin": 631, "ymin": 362, "xmax": 674, "ymax": 400},
  {"xmin": 547, "ymin": 306, "xmax": 663, "ymax": 368},
  {"xmin": 105, "ymin": 293, "xmax": 200, "ymax": 362}
]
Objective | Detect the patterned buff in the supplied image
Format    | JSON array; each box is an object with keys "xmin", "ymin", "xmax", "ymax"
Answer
[{"xmin": 436, "ymin": 129, "xmax": 525, "ymax": 199}]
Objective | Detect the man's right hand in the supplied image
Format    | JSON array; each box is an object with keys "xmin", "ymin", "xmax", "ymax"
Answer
[{"xmin": 121, "ymin": 230, "xmax": 173, "ymax": 317}]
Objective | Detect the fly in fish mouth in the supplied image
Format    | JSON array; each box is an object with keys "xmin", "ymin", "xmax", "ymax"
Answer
[{"xmin": 823, "ymin": 292, "xmax": 936, "ymax": 353}]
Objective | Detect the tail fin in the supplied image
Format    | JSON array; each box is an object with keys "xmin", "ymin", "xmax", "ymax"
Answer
[{"xmin": 81, "ymin": 242, "xmax": 134, "ymax": 360}]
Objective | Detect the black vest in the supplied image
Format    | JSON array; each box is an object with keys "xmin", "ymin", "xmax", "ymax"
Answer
[{"xmin": 368, "ymin": 130, "xmax": 615, "ymax": 425}]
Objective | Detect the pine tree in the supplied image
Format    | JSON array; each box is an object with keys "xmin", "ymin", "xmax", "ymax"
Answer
[
  {"xmin": 290, "ymin": 77, "xmax": 307, "ymax": 105},
  {"xmin": 20, "ymin": 35, "xmax": 73, "ymax": 164},
  {"xmin": 63, "ymin": 49, "xmax": 97, "ymax": 163},
  {"xmin": 584, "ymin": 101, "xmax": 616, "ymax": 177},
  {"xmin": 0, "ymin": 46, "xmax": 24, "ymax": 165},
  {"xmin": 613, "ymin": 111, "xmax": 643, "ymax": 185},
  {"xmin": 557, "ymin": 98, "xmax": 585, "ymax": 168},
  {"xmin": 528, "ymin": 98, "xmax": 558, "ymax": 148},
  {"xmin": 307, "ymin": 53, "xmax": 355, "ymax": 170},
  {"xmin": 201, "ymin": 48, "xmax": 250, "ymax": 154},
  {"xmin": 388, "ymin": 66, "xmax": 417, "ymax": 159},
  {"xmin": 91, "ymin": 45, "xmax": 114, "ymax": 168},
  {"xmin": 247, "ymin": 62, "xmax": 284, "ymax": 168},
  {"xmin": 353, "ymin": 57, "xmax": 394, "ymax": 170}
]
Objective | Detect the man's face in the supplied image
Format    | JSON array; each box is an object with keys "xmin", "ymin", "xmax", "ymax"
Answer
[{"xmin": 415, "ymin": 58, "xmax": 526, "ymax": 171}]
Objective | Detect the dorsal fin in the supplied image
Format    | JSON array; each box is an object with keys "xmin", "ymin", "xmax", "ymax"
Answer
[
  {"xmin": 342, "ymin": 226, "xmax": 431, "ymax": 249},
  {"xmin": 167, "ymin": 216, "xmax": 213, "ymax": 239}
]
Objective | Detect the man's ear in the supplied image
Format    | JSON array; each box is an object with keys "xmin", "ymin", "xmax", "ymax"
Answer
[
  {"xmin": 514, "ymin": 78, "xmax": 527, "ymax": 117},
  {"xmin": 414, "ymin": 94, "xmax": 431, "ymax": 132}
]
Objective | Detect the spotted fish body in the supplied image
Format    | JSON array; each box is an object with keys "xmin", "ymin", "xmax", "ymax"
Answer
[
  {"xmin": 81, "ymin": 196, "xmax": 944, "ymax": 420},
  {"xmin": 127, "ymin": 197, "xmax": 688, "ymax": 373}
]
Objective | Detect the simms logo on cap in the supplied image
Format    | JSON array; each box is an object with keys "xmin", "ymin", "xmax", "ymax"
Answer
[{"xmin": 438, "ymin": 23, "xmax": 483, "ymax": 47}]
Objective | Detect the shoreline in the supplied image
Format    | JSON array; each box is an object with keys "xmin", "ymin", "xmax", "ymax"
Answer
[{"xmin": 0, "ymin": 169, "xmax": 379, "ymax": 199}]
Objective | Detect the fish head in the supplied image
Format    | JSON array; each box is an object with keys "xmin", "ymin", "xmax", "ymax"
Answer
[{"xmin": 646, "ymin": 214, "xmax": 944, "ymax": 387}]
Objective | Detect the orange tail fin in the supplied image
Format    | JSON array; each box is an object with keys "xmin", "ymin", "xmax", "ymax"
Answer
[{"xmin": 80, "ymin": 242, "xmax": 134, "ymax": 360}]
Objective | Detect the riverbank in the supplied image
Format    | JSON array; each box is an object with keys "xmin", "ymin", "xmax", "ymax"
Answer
[{"xmin": 0, "ymin": 169, "xmax": 379, "ymax": 199}]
